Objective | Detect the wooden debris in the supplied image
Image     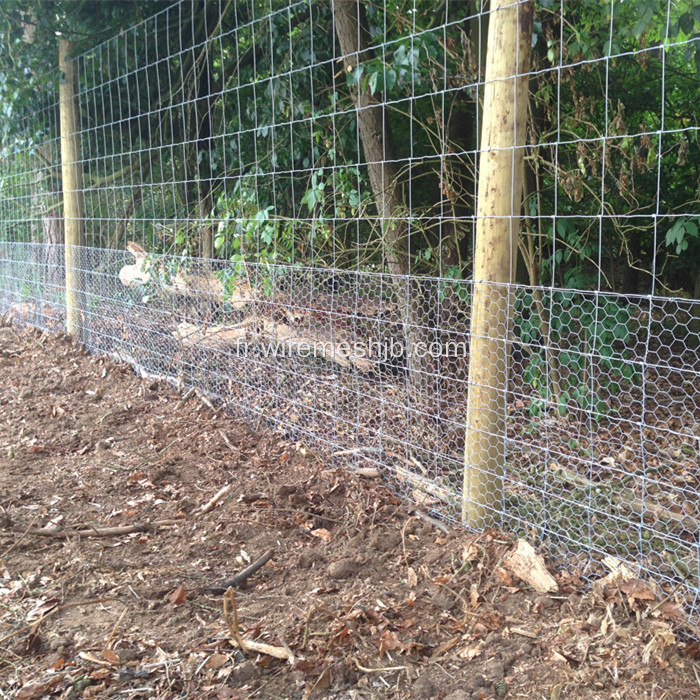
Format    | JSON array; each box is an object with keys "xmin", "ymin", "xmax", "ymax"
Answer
[
  {"xmin": 503, "ymin": 539, "xmax": 559, "ymax": 593},
  {"xmin": 14, "ymin": 518, "xmax": 181, "ymax": 539},
  {"xmin": 173, "ymin": 316, "xmax": 373, "ymax": 372},
  {"xmin": 223, "ymin": 587, "xmax": 293, "ymax": 662},
  {"xmin": 206, "ymin": 548, "xmax": 275, "ymax": 594},
  {"xmin": 199, "ymin": 484, "xmax": 232, "ymax": 514},
  {"xmin": 354, "ymin": 467, "xmax": 380, "ymax": 478},
  {"xmin": 592, "ymin": 555, "xmax": 637, "ymax": 598},
  {"xmin": 410, "ymin": 509, "xmax": 450, "ymax": 534},
  {"xmin": 352, "ymin": 656, "xmax": 407, "ymax": 673}
]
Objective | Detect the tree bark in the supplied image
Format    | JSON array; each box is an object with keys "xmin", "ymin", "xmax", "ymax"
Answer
[
  {"xmin": 332, "ymin": 0, "xmax": 406, "ymax": 275},
  {"xmin": 462, "ymin": 0, "xmax": 533, "ymax": 527},
  {"xmin": 333, "ymin": 0, "xmax": 434, "ymax": 395},
  {"xmin": 42, "ymin": 210, "xmax": 64, "ymax": 291}
]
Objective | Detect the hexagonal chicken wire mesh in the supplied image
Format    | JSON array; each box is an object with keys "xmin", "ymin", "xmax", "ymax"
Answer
[{"xmin": 0, "ymin": 0, "xmax": 699, "ymax": 614}]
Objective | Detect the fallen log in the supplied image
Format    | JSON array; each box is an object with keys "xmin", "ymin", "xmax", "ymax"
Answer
[
  {"xmin": 117, "ymin": 241, "xmax": 251, "ymax": 308},
  {"xmin": 173, "ymin": 316, "xmax": 374, "ymax": 372},
  {"xmin": 118, "ymin": 241, "xmax": 151, "ymax": 286}
]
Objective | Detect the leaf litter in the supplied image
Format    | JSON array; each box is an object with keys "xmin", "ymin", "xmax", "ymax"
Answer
[{"xmin": 0, "ymin": 326, "xmax": 699, "ymax": 698}]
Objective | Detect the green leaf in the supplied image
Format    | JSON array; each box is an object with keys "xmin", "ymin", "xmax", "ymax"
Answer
[
  {"xmin": 679, "ymin": 12, "xmax": 695, "ymax": 35},
  {"xmin": 368, "ymin": 69, "xmax": 378, "ymax": 95}
]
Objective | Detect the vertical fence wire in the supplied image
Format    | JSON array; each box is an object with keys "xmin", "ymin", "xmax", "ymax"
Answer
[{"xmin": 0, "ymin": 0, "xmax": 699, "ymax": 610}]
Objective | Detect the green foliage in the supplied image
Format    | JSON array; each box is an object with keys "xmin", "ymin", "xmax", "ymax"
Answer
[
  {"xmin": 515, "ymin": 291, "xmax": 641, "ymax": 418},
  {"xmin": 212, "ymin": 178, "xmax": 293, "ymax": 265},
  {"xmin": 665, "ymin": 218, "xmax": 699, "ymax": 255}
]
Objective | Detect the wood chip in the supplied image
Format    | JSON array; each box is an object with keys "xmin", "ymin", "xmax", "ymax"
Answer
[{"xmin": 503, "ymin": 539, "xmax": 558, "ymax": 593}]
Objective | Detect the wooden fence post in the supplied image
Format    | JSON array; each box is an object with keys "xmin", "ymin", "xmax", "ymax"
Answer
[
  {"xmin": 59, "ymin": 38, "xmax": 84, "ymax": 338},
  {"xmin": 462, "ymin": 0, "xmax": 533, "ymax": 527}
]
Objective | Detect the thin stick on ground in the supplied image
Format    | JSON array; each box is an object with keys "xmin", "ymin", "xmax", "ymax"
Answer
[
  {"xmin": 352, "ymin": 657, "xmax": 407, "ymax": 673},
  {"xmin": 103, "ymin": 606, "xmax": 128, "ymax": 651},
  {"xmin": 223, "ymin": 587, "xmax": 292, "ymax": 661},
  {"xmin": 11, "ymin": 518, "xmax": 182, "ymax": 539},
  {"xmin": 206, "ymin": 548, "xmax": 275, "ymax": 594},
  {"xmin": 0, "ymin": 512, "xmax": 40, "ymax": 559},
  {"xmin": 199, "ymin": 484, "xmax": 232, "ymax": 514},
  {"xmin": 223, "ymin": 587, "xmax": 246, "ymax": 652}
]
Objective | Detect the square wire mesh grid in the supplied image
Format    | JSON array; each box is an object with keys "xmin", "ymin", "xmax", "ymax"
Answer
[{"xmin": 0, "ymin": 0, "xmax": 699, "ymax": 612}]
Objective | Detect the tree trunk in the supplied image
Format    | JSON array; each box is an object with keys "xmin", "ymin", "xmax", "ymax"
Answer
[
  {"xmin": 332, "ymin": 0, "xmax": 406, "ymax": 275},
  {"xmin": 42, "ymin": 210, "xmax": 64, "ymax": 292},
  {"xmin": 462, "ymin": 0, "xmax": 533, "ymax": 528},
  {"xmin": 333, "ymin": 0, "xmax": 433, "ymax": 394}
]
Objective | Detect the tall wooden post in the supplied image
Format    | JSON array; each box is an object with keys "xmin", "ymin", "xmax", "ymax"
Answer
[
  {"xmin": 463, "ymin": 0, "xmax": 533, "ymax": 527},
  {"xmin": 59, "ymin": 38, "xmax": 84, "ymax": 338}
]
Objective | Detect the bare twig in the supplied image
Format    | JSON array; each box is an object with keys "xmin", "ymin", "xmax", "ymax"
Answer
[
  {"xmin": 12, "ymin": 518, "xmax": 181, "ymax": 539},
  {"xmin": 332, "ymin": 447, "xmax": 382, "ymax": 457},
  {"xmin": 0, "ymin": 512, "xmax": 40, "ymax": 559},
  {"xmin": 255, "ymin": 408, "xmax": 266, "ymax": 432},
  {"xmin": 103, "ymin": 606, "xmax": 128, "ymax": 651},
  {"xmin": 223, "ymin": 587, "xmax": 292, "ymax": 661},
  {"xmin": 205, "ymin": 548, "xmax": 275, "ymax": 594},
  {"xmin": 223, "ymin": 587, "xmax": 246, "ymax": 652},
  {"xmin": 411, "ymin": 509, "xmax": 450, "ymax": 535},
  {"xmin": 352, "ymin": 657, "xmax": 407, "ymax": 673},
  {"xmin": 218, "ymin": 430, "xmax": 238, "ymax": 453},
  {"xmin": 195, "ymin": 389, "xmax": 217, "ymax": 413},
  {"xmin": 199, "ymin": 484, "xmax": 232, "ymax": 514}
]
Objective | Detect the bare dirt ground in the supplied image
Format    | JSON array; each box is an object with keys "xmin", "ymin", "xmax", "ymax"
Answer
[{"xmin": 0, "ymin": 326, "xmax": 699, "ymax": 699}]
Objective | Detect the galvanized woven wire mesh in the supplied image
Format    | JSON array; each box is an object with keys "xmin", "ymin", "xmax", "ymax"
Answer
[{"xmin": 1, "ymin": 0, "xmax": 699, "ymax": 608}]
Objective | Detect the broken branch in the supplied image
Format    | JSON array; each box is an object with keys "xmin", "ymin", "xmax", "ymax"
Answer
[
  {"xmin": 199, "ymin": 484, "xmax": 232, "ymax": 514},
  {"xmin": 223, "ymin": 587, "xmax": 293, "ymax": 662},
  {"xmin": 206, "ymin": 548, "xmax": 275, "ymax": 594},
  {"xmin": 13, "ymin": 518, "xmax": 182, "ymax": 539}
]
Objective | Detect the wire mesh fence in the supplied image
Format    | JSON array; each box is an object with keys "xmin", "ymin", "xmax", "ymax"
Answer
[{"xmin": 0, "ymin": 0, "xmax": 699, "ymax": 611}]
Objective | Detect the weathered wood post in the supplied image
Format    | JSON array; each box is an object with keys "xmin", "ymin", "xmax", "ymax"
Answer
[
  {"xmin": 463, "ymin": 0, "xmax": 533, "ymax": 527},
  {"xmin": 59, "ymin": 38, "xmax": 84, "ymax": 338}
]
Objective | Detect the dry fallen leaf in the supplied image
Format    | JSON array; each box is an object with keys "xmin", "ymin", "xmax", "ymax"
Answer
[
  {"xmin": 16, "ymin": 676, "xmax": 64, "ymax": 699},
  {"xmin": 463, "ymin": 542, "xmax": 480, "ymax": 562},
  {"xmin": 101, "ymin": 649, "xmax": 120, "ymax": 666},
  {"xmin": 406, "ymin": 567, "xmax": 418, "ymax": 588},
  {"xmin": 169, "ymin": 585, "xmax": 187, "ymax": 606},
  {"xmin": 378, "ymin": 629, "xmax": 404, "ymax": 657},
  {"xmin": 311, "ymin": 528, "xmax": 333, "ymax": 542},
  {"xmin": 495, "ymin": 566, "xmax": 513, "ymax": 586},
  {"xmin": 619, "ymin": 578, "xmax": 656, "ymax": 606},
  {"xmin": 206, "ymin": 652, "xmax": 229, "ymax": 669},
  {"xmin": 458, "ymin": 639, "xmax": 484, "ymax": 660},
  {"xmin": 685, "ymin": 640, "xmax": 700, "ymax": 659},
  {"xmin": 658, "ymin": 601, "xmax": 684, "ymax": 621},
  {"xmin": 49, "ymin": 656, "xmax": 65, "ymax": 671},
  {"xmin": 83, "ymin": 682, "xmax": 107, "ymax": 698}
]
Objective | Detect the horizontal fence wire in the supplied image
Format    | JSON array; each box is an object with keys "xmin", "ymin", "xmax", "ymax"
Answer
[{"xmin": 0, "ymin": 0, "xmax": 699, "ymax": 612}]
